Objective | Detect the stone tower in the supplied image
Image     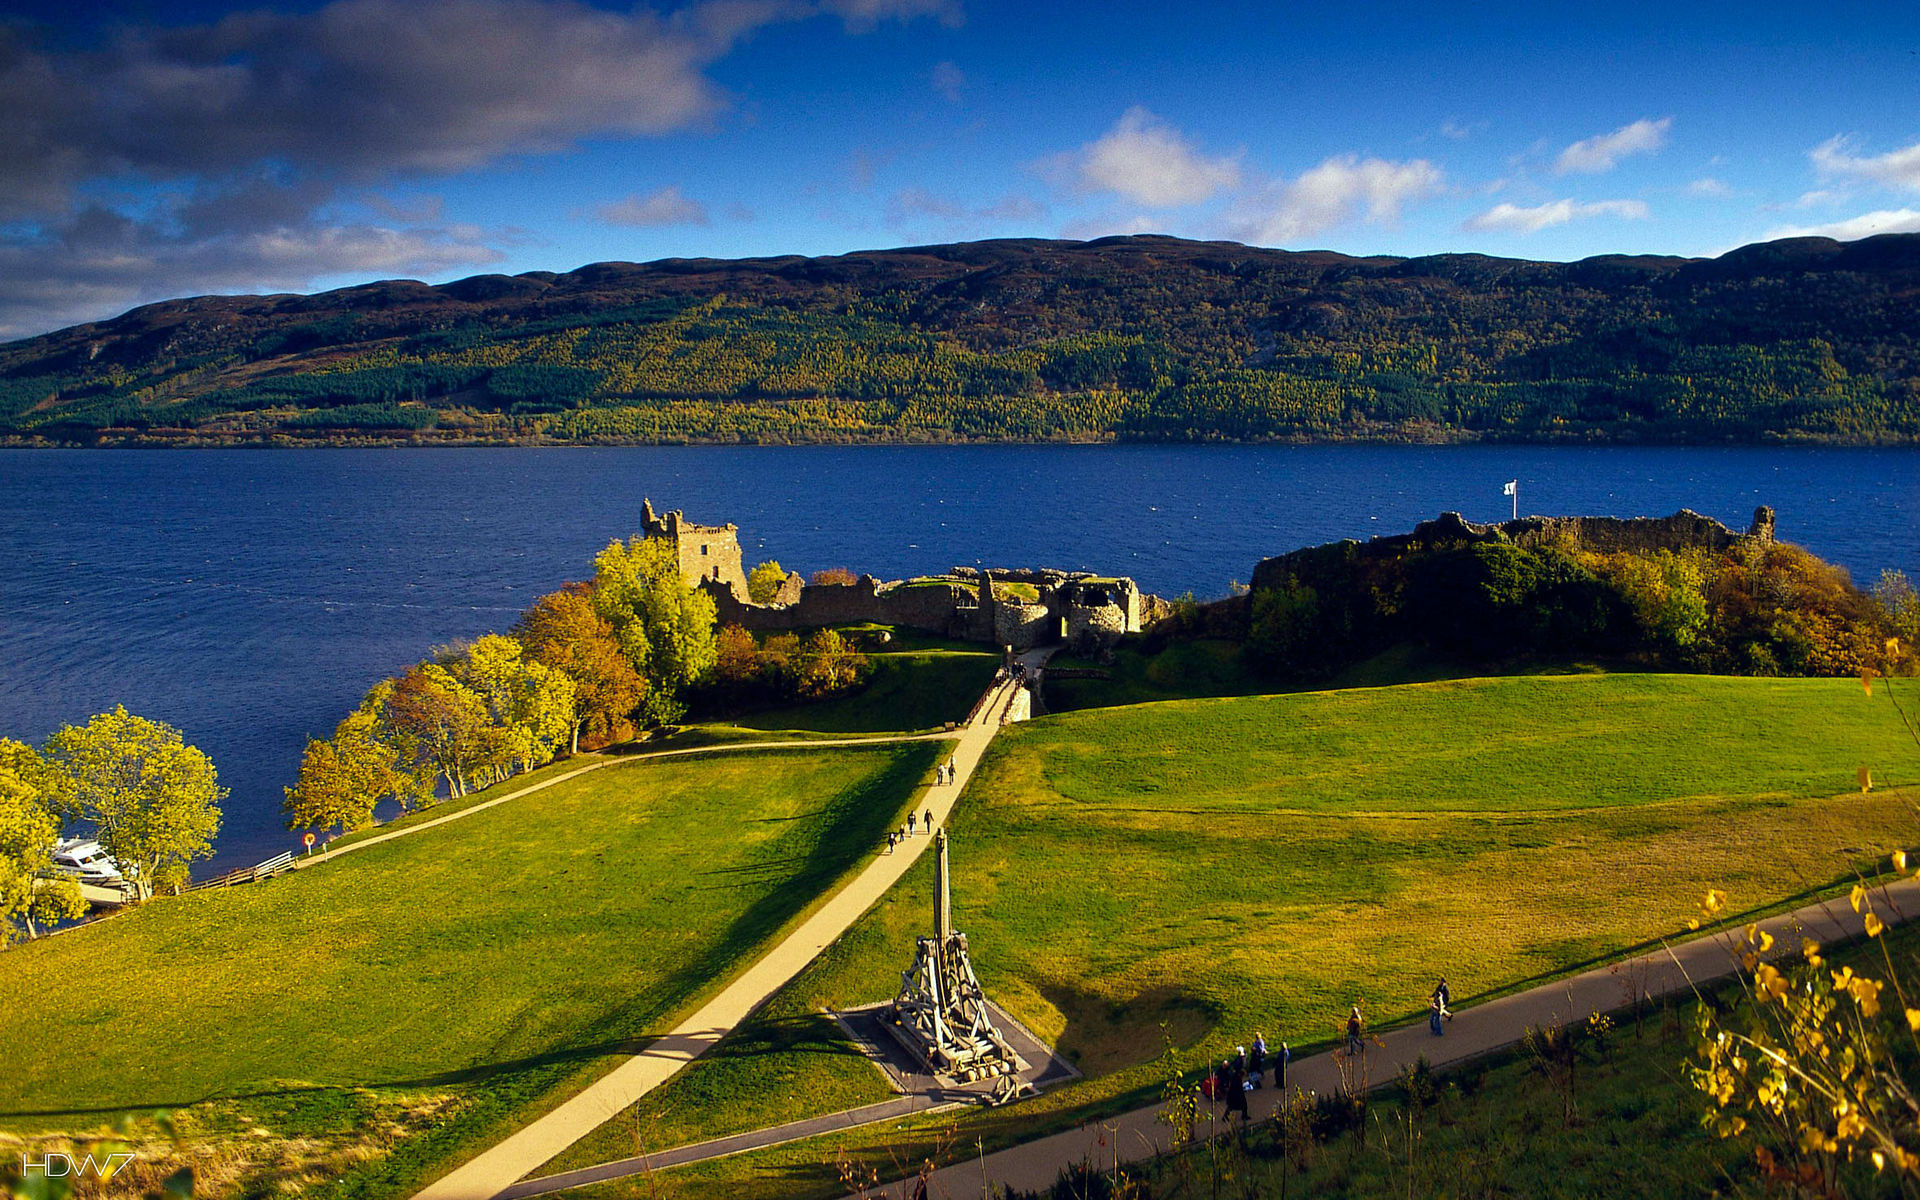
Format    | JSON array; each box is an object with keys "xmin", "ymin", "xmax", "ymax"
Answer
[{"xmin": 641, "ymin": 498, "xmax": 748, "ymax": 600}]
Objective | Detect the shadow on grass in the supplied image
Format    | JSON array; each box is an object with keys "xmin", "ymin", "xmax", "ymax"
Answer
[{"xmin": 1034, "ymin": 981, "xmax": 1221, "ymax": 1078}]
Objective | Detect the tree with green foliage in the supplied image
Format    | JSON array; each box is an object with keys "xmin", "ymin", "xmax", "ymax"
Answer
[
  {"xmin": 0, "ymin": 739, "xmax": 86, "ymax": 942},
  {"xmin": 747, "ymin": 560, "xmax": 790, "ymax": 605},
  {"xmin": 514, "ymin": 585, "xmax": 646, "ymax": 751},
  {"xmin": 592, "ymin": 535, "xmax": 717, "ymax": 724},
  {"xmin": 39, "ymin": 707, "xmax": 225, "ymax": 901}
]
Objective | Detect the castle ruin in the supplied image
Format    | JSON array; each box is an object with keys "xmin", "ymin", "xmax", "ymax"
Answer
[
  {"xmin": 642, "ymin": 498, "xmax": 748, "ymax": 601},
  {"xmin": 635, "ymin": 502, "xmax": 1155, "ymax": 652}
]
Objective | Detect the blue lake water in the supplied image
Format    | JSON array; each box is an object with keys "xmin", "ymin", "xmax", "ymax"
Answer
[{"xmin": 2, "ymin": 444, "xmax": 1915, "ymax": 864}]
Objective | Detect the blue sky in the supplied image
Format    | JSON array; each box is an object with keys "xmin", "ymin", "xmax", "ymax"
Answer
[{"xmin": 3, "ymin": 0, "xmax": 1919, "ymax": 337}]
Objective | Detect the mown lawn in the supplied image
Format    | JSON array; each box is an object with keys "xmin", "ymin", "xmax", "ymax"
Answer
[
  {"xmin": 537, "ymin": 672, "xmax": 1918, "ymax": 1196},
  {"xmin": 0, "ymin": 742, "xmax": 941, "ymax": 1199}
]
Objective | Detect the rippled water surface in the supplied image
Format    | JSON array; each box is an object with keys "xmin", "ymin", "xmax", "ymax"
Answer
[{"xmin": 3, "ymin": 445, "xmax": 1914, "ymax": 863}]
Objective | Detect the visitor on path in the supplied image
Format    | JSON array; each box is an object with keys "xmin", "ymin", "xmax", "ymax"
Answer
[
  {"xmin": 1428, "ymin": 996, "xmax": 1444, "ymax": 1037},
  {"xmin": 1225, "ymin": 1060, "xmax": 1249, "ymax": 1121},
  {"xmin": 923, "ymin": 807, "xmax": 934, "ymax": 830},
  {"xmin": 1249, "ymin": 1034, "xmax": 1266, "ymax": 1087},
  {"xmin": 908, "ymin": 812, "xmax": 917, "ymax": 836},
  {"xmin": 887, "ymin": 831, "xmax": 898, "ymax": 854},
  {"xmin": 1432, "ymin": 976, "xmax": 1452, "ymax": 1022},
  {"xmin": 1346, "ymin": 1007, "xmax": 1364, "ymax": 1058}
]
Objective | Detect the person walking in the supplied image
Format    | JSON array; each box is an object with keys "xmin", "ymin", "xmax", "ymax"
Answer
[
  {"xmin": 1432, "ymin": 976, "xmax": 1452, "ymax": 1022},
  {"xmin": 886, "ymin": 830, "xmax": 898, "ymax": 854},
  {"xmin": 1225, "ymin": 1058, "xmax": 1249, "ymax": 1122},
  {"xmin": 1345, "ymin": 1007, "xmax": 1364, "ymax": 1059},
  {"xmin": 907, "ymin": 811, "xmax": 917, "ymax": 836},
  {"xmin": 923, "ymin": 806, "xmax": 934, "ymax": 831},
  {"xmin": 1428, "ymin": 995, "xmax": 1444, "ymax": 1037},
  {"xmin": 1249, "ymin": 1033, "xmax": 1267, "ymax": 1088}
]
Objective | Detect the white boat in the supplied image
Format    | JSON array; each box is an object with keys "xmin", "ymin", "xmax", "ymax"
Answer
[{"xmin": 50, "ymin": 838, "xmax": 124, "ymax": 885}]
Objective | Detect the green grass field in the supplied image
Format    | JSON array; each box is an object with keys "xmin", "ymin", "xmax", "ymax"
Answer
[
  {"xmin": 1044, "ymin": 638, "xmax": 1615, "ymax": 713},
  {"xmin": 538, "ymin": 672, "xmax": 1919, "ymax": 1195},
  {"xmin": 0, "ymin": 742, "xmax": 941, "ymax": 1198}
]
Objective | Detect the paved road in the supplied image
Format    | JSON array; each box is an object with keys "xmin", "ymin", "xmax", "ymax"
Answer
[
  {"xmin": 409, "ymin": 654, "xmax": 1047, "ymax": 1200},
  {"xmin": 918, "ymin": 876, "xmax": 1919, "ymax": 1199}
]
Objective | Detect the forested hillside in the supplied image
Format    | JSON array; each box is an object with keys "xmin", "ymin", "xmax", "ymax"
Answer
[{"xmin": 4, "ymin": 233, "xmax": 1919, "ymax": 445}]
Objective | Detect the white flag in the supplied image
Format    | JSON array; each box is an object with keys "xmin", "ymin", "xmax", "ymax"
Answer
[{"xmin": 1502, "ymin": 480, "xmax": 1517, "ymax": 496}]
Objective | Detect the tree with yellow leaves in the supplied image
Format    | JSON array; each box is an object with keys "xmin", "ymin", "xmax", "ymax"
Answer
[
  {"xmin": 1688, "ymin": 638, "xmax": 1920, "ymax": 1186},
  {"xmin": 40, "ymin": 707, "xmax": 225, "ymax": 902},
  {"xmin": 0, "ymin": 738, "xmax": 86, "ymax": 941}
]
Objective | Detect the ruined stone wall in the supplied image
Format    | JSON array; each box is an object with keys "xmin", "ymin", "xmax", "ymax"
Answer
[
  {"xmin": 993, "ymin": 602, "xmax": 1054, "ymax": 650},
  {"xmin": 1065, "ymin": 603, "xmax": 1129, "ymax": 654},
  {"xmin": 706, "ymin": 576, "xmax": 979, "ymax": 637}
]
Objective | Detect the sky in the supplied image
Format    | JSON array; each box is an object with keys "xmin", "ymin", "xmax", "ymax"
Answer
[{"xmin": 2, "ymin": 0, "xmax": 1919, "ymax": 339}]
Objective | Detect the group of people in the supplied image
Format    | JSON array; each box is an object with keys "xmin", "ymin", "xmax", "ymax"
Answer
[
  {"xmin": 1343, "ymin": 978, "xmax": 1453, "ymax": 1059},
  {"xmin": 1203, "ymin": 978, "xmax": 1457, "ymax": 1119},
  {"xmin": 1204, "ymin": 1033, "xmax": 1291, "ymax": 1120},
  {"xmin": 884, "ymin": 806, "xmax": 939, "ymax": 854},
  {"xmin": 934, "ymin": 757, "xmax": 958, "ymax": 785}
]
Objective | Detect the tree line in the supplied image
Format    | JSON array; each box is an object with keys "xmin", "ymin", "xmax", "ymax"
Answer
[
  {"xmin": 1236, "ymin": 535, "xmax": 1917, "ymax": 681},
  {"xmin": 1, "ymin": 527, "xmax": 808, "ymax": 940}
]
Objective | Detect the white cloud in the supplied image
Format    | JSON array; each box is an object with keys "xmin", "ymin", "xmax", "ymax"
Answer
[
  {"xmin": 822, "ymin": 0, "xmax": 964, "ymax": 31},
  {"xmin": 593, "ymin": 186, "xmax": 710, "ymax": 227},
  {"xmin": 1762, "ymin": 209, "xmax": 1920, "ymax": 242},
  {"xmin": 1076, "ymin": 107, "xmax": 1240, "ymax": 208},
  {"xmin": 1464, "ymin": 198, "xmax": 1650, "ymax": 234},
  {"xmin": 1439, "ymin": 119, "xmax": 1472, "ymax": 141},
  {"xmin": 1555, "ymin": 118, "xmax": 1672, "ymax": 174},
  {"xmin": 1794, "ymin": 189, "xmax": 1844, "ymax": 208},
  {"xmin": 1228, "ymin": 155, "xmax": 1442, "ymax": 244},
  {"xmin": 1686, "ymin": 177, "xmax": 1731, "ymax": 198},
  {"xmin": 886, "ymin": 187, "xmax": 1045, "ymax": 232},
  {"xmin": 0, "ymin": 206, "xmax": 504, "ymax": 339},
  {"xmin": 1061, "ymin": 214, "xmax": 1164, "ymax": 240},
  {"xmin": 930, "ymin": 60, "xmax": 964, "ymax": 103},
  {"xmin": 1810, "ymin": 136, "xmax": 1920, "ymax": 193}
]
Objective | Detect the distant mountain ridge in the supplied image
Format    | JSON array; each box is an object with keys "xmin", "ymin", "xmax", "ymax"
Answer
[{"xmin": 4, "ymin": 232, "xmax": 1918, "ymax": 445}]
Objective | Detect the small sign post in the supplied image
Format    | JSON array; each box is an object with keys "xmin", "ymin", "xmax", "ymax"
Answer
[{"xmin": 303, "ymin": 832, "xmax": 316, "ymax": 856}]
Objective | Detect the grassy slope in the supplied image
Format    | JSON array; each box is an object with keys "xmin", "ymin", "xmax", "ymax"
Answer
[
  {"xmin": 539, "ymin": 673, "xmax": 1918, "ymax": 1195},
  {"xmin": 0, "ymin": 743, "xmax": 940, "ymax": 1198},
  {"xmin": 1043, "ymin": 638, "xmax": 1610, "ymax": 713}
]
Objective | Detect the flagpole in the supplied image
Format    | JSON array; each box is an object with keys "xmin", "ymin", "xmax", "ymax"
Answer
[{"xmin": 1512, "ymin": 482, "xmax": 1518, "ymax": 521}]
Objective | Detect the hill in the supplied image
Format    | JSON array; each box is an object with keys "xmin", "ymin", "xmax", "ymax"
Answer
[
  {"xmin": 3, "ymin": 233, "xmax": 1919, "ymax": 445},
  {"xmin": 531, "ymin": 672, "xmax": 1920, "ymax": 1195},
  {"xmin": 0, "ymin": 742, "xmax": 940, "ymax": 1199}
]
